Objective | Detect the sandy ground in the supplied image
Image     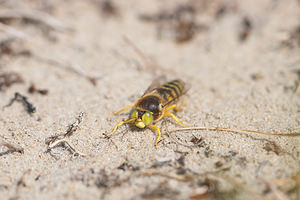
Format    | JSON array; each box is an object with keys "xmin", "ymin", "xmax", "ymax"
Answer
[{"xmin": 0, "ymin": 0, "xmax": 300, "ymax": 199}]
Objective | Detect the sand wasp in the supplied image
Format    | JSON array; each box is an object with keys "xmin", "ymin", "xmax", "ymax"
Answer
[{"xmin": 106, "ymin": 76, "xmax": 190, "ymax": 148}]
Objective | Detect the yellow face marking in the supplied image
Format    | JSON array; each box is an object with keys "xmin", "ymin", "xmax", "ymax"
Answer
[
  {"xmin": 132, "ymin": 110, "xmax": 153, "ymax": 129},
  {"xmin": 135, "ymin": 119, "xmax": 145, "ymax": 128}
]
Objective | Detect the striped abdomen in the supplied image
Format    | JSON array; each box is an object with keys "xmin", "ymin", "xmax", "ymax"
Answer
[{"xmin": 156, "ymin": 80, "xmax": 184, "ymax": 103}]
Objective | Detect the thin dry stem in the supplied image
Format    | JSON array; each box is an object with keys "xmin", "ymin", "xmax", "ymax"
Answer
[
  {"xmin": 123, "ymin": 35, "xmax": 159, "ymax": 75},
  {"xmin": 123, "ymin": 36, "xmax": 151, "ymax": 66},
  {"xmin": 171, "ymin": 127, "xmax": 300, "ymax": 137},
  {"xmin": 0, "ymin": 8, "xmax": 72, "ymax": 31},
  {"xmin": 0, "ymin": 22, "xmax": 33, "ymax": 42},
  {"xmin": 46, "ymin": 112, "xmax": 86, "ymax": 156},
  {"xmin": 48, "ymin": 138, "xmax": 86, "ymax": 156},
  {"xmin": 33, "ymin": 55, "xmax": 100, "ymax": 85},
  {"xmin": 0, "ymin": 141, "xmax": 24, "ymax": 153},
  {"xmin": 142, "ymin": 170, "xmax": 191, "ymax": 182},
  {"xmin": 113, "ymin": 170, "xmax": 189, "ymax": 187}
]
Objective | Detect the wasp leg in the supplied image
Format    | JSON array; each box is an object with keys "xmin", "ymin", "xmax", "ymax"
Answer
[
  {"xmin": 175, "ymin": 99, "xmax": 185, "ymax": 111},
  {"xmin": 106, "ymin": 119, "xmax": 135, "ymax": 137},
  {"xmin": 113, "ymin": 104, "xmax": 135, "ymax": 115},
  {"xmin": 163, "ymin": 112, "xmax": 189, "ymax": 127},
  {"xmin": 165, "ymin": 100, "xmax": 185, "ymax": 112},
  {"xmin": 149, "ymin": 125, "xmax": 162, "ymax": 149}
]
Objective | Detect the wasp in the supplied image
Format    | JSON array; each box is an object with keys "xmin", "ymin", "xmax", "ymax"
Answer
[{"xmin": 106, "ymin": 77, "xmax": 190, "ymax": 148}]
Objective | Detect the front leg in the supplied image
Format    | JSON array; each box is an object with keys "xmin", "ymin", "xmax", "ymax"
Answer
[{"xmin": 149, "ymin": 125, "xmax": 162, "ymax": 149}]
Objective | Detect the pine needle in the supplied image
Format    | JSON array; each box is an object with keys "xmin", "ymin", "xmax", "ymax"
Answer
[{"xmin": 171, "ymin": 127, "xmax": 300, "ymax": 137}]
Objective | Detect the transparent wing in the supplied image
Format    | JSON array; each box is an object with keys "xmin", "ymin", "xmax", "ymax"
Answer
[
  {"xmin": 142, "ymin": 75, "xmax": 167, "ymax": 96},
  {"xmin": 182, "ymin": 81, "xmax": 191, "ymax": 95}
]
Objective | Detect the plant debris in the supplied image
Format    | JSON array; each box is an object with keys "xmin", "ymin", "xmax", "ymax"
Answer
[
  {"xmin": 45, "ymin": 112, "xmax": 86, "ymax": 156},
  {"xmin": 32, "ymin": 54, "xmax": 100, "ymax": 86},
  {"xmin": 0, "ymin": 38, "xmax": 13, "ymax": 56},
  {"xmin": 4, "ymin": 92, "xmax": 36, "ymax": 115},
  {"xmin": 151, "ymin": 158, "xmax": 172, "ymax": 168},
  {"xmin": 171, "ymin": 127, "xmax": 300, "ymax": 137},
  {"xmin": 250, "ymin": 72, "xmax": 264, "ymax": 81},
  {"xmin": 205, "ymin": 146, "xmax": 213, "ymax": 158},
  {"xmin": 71, "ymin": 168, "xmax": 97, "ymax": 187},
  {"xmin": 28, "ymin": 84, "xmax": 48, "ymax": 95},
  {"xmin": 139, "ymin": 4, "xmax": 206, "ymax": 43},
  {"xmin": 0, "ymin": 21, "xmax": 33, "ymax": 43},
  {"xmin": 190, "ymin": 135, "xmax": 206, "ymax": 148},
  {"xmin": 117, "ymin": 162, "xmax": 140, "ymax": 171},
  {"xmin": 292, "ymin": 69, "xmax": 300, "ymax": 93},
  {"xmin": 176, "ymin": 154, "xmax": 186, "ymax": 166},
  {"xmin": 8, "ymin": 169, "xmax": 31, "ymax": 200},
  {"xmin": 290, "ymin": 25, "xmax": 300, "ymax": 47},
  {"xmin": 283, "ymin": 25, "xmax": 300, "ymax": 48},
  {"xmin": 99, "ymin": 0, "xmax": 120, "ymax": 18},
  {"xmin": 141, "ymin": 183, "xmax": 180, "ymax": 199},
  {"xmin": 0, "ymin": 141, "xmax": 24, "ymax": 154},
  {"xmin": 222, "ymin": 150, "xmax": 238, "ymax": 162},
  {"xmin": 0, "ymin": 72, "xmax": 23, "ymax": 91},
  {"xmin": 190, "ymin": 178, "xmax": 239, "ymax": 200},
  {"xmin": 262, "ymin": 141, "xmax": 286, "ymax": 156},
  {"xmin": 239, "ymin": 16, "xmax": 252, "ymax": 42},
  {"xmin": 215, "ymin": 3, "xmax": 228, "ymax": 19},
  {"xmin": 214, "ymin": 161, "xmax": 223, "ymax": 169},
  {"xmin": 0, "ymin": 8, "xmax": 72, "ymax": 32},
  {"xmin": 95, "ymin": 169, "xmax": 110, "ymax": 188}
]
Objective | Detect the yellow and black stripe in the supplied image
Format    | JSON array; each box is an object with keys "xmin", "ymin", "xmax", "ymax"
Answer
[{"xmin": 156, "ymin": 80, "xmax": 184, "ymax": 103}]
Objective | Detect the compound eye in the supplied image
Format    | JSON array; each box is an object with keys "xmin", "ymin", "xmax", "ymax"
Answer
[
  {"xmin": 131, "ymin": 109, "xmax": 138, "ymax": 119},
  {"xmin": 142, "ymin": 111, "xmax": 153, "ymax": 126}
]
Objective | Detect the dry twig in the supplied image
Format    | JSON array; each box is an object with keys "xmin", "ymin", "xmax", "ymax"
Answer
[
  {"xmin": 45, "ymin": 112, "xmax": 86, "ymax": 156},
  {"xmin": 0, "ymin": 8, "xmax": 72, "ymax": 31},
  {"xmin": 0, "ymin": 141, "xmax": 24, "ymax": 153},
  {"xmin": 28, "ymin": 84, "xmax": 48, "ymax": 95},
  {"xmin": 113, "ymin": 170, "xmax": 190, "ymax": 187},
  {"xmin": 33, "ymin": 55, "xmax": 100, "ymax": 86},
  {"xmin": 3, "ymin": 92, "xmax": 36, "ymax": 115},
  {"xmin": 171, "ymin": 127, "xmax": 300, "ymax": 137},
  {"xmin": 123, "ymin": 36, "xmax": 154, "ymax": 70},
  {"xmin": 122, "ymin": 35, "xmax": 162, "ymax": 77},
  {"xmin": 0, "ymin": 22, "xmax": 33, "ymax": 42},
  {"xmin": 0, "ymin": 72, "xmax": 23, "ymax": 91}
]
